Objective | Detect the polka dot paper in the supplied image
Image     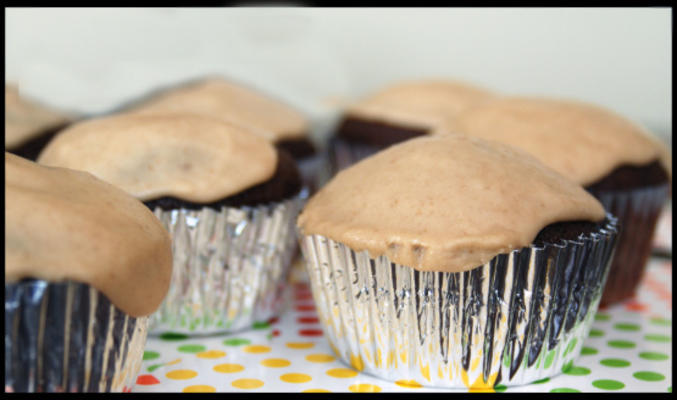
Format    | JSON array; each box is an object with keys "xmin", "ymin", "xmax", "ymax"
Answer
[{"xmin": 133, "ymin": 215, "xmax": 672, "ymax": 393}]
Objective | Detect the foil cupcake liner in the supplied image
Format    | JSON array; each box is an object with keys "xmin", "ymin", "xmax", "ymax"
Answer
[
  {"xmin": 588, "ymin": 183, "xmax": 669, "ymax": 305},
  {"xmin": 299, "ymin": 215, "xmax": 618, "ymax": 389},
  {"xmin": 5, "ymin": 280, "xmax": 148, "ymax": 392},
  {"xmin": 297, "ymin": 155, "xmax": 330, "ymax": 197},
  {"xmin": 327, "ymin": 136, "xmax": 387, "ymax": 176},
  {"xmin": 149, "ymin": 196, "xmax": 303, "ymax": 335}
]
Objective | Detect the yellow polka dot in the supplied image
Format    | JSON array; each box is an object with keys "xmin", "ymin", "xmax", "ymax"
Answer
[
  {"xmin": 261, "ymin": 358, "xmax": 291, "ymax": 368},
  {"xmin": 395, "ymin": 379, "xmax": 423, "ymax": 388},
  {"xmin": 306, "ymin": 353, "xmax": 336, "ymax": 363},
  {"xmin": 196, "ymin": 350, "xmax": 226, "ymax": 359},
  {"xmin": 166, "ymin": 369, "xmax": 198, "ymax": 380},
  {"xmin": 166, "ymin": 358, "xmax": 182, "ymax": 366},
  {"xmin": 213, "ymin": 363, "xmax": 245, "ymax": 373},
  {"xmin": 286, "ymin": 342, "xmax": 315, "ymax": 349},
  {"xmin": 183, "ymin": 385, "xmax": 216, "ymax": 392},
  {"xmin": 326, "ymin": 368, "xmax": 358, "ymax": 378},
  {"xmin": 350, "ymin": 354, "xmax": 365, "ymax": 371},
  {"xmin": 349, "ymin": 383, "xmax": 382, "ymax": 393},
  {"xmin": 280, "ymin": 373, "xmax": 312, "ymax": 383},
  {"xmin": 232, "ymin": 378, "xmax": 264, "ymax": 389},
  {"xmin": 243, "ymin": 345, "xmax": 271, "ymax": 353},
  {"xmin": 303, "ymin": 388, "xmax": 331, "ymax": 392}
]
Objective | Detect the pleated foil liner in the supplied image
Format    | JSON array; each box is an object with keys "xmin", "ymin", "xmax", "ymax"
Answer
[
  {"xmin": 149, "ymin": 196, "xmax": 303, "ymax": 335},
  {"xmin": 328, "ymin": 136, "xmax": 386, "ymax": 176},
  {"xmin": 300, "ymin": 215, "xmax": 618, "ymax": 389},
  {"xmin": 589, "ymin": 183, "xmax": 669, "ymax": 306},
  {"xmin": 297, "ymin": 154, "xmax": 330, "ymax": 196},
  {"xmin": 5, "ymin": 280, "xmax": 148, "ymax": 393}
]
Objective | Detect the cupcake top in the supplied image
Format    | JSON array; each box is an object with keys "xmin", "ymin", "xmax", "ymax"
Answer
[
  {"xmin": 5, "ymin": 84, "xmax": 72, "ymax": 149},
  {"xmin": 5, "ymin": 152, "xmax": 173, "ymax": 317},
  {"xmin": 441, "ymin": 97, "xmax": 671, "ymax": 186},
  {"xmin": 127, "ymin": 77, "xmax": 309, "ymax": 142},
  {"xmin": 38, "ymin": 113, "xmax": 278, "ymax": 203},
  {"xmin": 297, "ymin": 135, "xmax": 605, "ymax": 273},
  {"xmin": 344, "ymin": 80, "xmax": 495, "ymax": 130}
]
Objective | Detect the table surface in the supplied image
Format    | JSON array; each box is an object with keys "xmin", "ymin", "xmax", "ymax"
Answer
[{"xmin": 133, "ymin": 206, "xmax": 672, "ymax": 393}]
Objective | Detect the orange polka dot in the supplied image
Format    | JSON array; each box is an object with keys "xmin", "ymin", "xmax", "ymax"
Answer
[
  {"xmin": 306, "ymin": 353, "xmax": 336, "ymax": 363},
  {"xmin": 197, "ymin": 350, "xmax": 226, "ymax": 359},
  {"xmin": 136, "ymin": 374, "xmax": 160, "ymax": 385},
  {"xmin": 232, "ymin": 378, "xmax": 264, "ymax": 389},
  {"xmin": 349, "ymin": 383, "xmax": 382, "ymax": 392},
  {"xmin": 326, "ymin": 368, "xmax": 358, "ymax": 378},
  {"xmin": 166, "ymin": 369, "xmax": 198, "ymax": 380},
  {"xmin": 286, "ymin": 342, "xmax": 315, "ymax": 349},
  {"xmin": 183, "ymin": 385, "xmax": 216, "ymax": 392},
  {"xmin": 261, "ymin": 358, "xmax": 291, "ymax": 368},
  {"xmin": 280, "ymin": 373, "xmax": 312, "ymax": 383},
  {"xmin": 213, "ymin": 363, "xmax": 245, "ymax": 374},
  {"xmin": 243, "ymin": 345, "xmax": 271, "ymax": 354}
]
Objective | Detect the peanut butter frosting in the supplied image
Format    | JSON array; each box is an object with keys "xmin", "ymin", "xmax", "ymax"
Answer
[
  {"xmin": 127, "ymin": 77, "xmax": 309, "ymax": 142},
  {"xmin": 441, "ymin": 97, "xmax": 671, "ymax": 186},
  {"xmin": 5, "ymin": 84, "xmax": 73, "ymax": 149},
  {"xmin": 345, "ymin": 80, "xmax": 496, "ymax": 130},
  {"xmin": 5, "ymin": 153, "xmax": 172, "ymax": 317},
  {"xmin": 297, "ymin": 135, "xmax": 605, "ymax": 273},
  {"xmin": 38, "ymin": 113, "xmax": 278, "ymax": 203}
]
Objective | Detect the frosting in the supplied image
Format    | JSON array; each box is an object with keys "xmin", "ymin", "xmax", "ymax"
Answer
[
  {"xmin": 5, "ymin": 84, "xmax": 73, "ymax": 149},
  {"xmin": 297, "ymin": 135, "xmax": 605, "ymax": 273},
  {"xmin": 38, "ymin": 113, "xmax": 278, "ymax": 203},
  {"xmin": 5, "ymin": 152, "xmax": 172, "ymax": 317},
  {"xmin": 345, "ymin": 80, "xmax": 495, "ymax": 130},
  {"xmin": 441, "ymin": 97, "xmax": 671, "ymax": 186},
  {"xmin": 127, "ymin": 77, "xmax": 309, "ymax": 142}
]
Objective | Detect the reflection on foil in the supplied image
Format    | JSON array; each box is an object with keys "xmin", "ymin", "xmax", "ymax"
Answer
[
  {"xmin": 5, "ymin": 280, "xmax": 147, "ymax": 392},
  {"xmin": 149, "ymin": 196, "xmax": 302, "ymax": 335},
  {"xmin": 299, "ymin": 215, "xmax": 618, "ymax": 389}
]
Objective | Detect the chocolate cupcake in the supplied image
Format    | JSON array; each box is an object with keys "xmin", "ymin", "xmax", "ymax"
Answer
[
  {"xmin": 5, "ymin": 153, "xmax": 172, "ymax": 392},
  {"xmin": 445, "ymin": 97, "xmax": 671, "ymax": 305},
  {"xmin": 119, "ymin": 76, "xmax": 321, "ymax": 191},
  {"xmin": 297, "ymin": 135, "xmax": 618, "ymax": 389},
  {"xmin": 329, "ymin": 80, "xmax": 495, "ymax": 173},
  {"xmin": 38, "ymin": 113, "xmax": 303, "ymax": 334},
  {"xmin": 5, "ymin": 84, "xmax": 74, "ymax": 161}
]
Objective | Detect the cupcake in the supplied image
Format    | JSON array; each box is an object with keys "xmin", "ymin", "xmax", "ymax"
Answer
[
  {"xmin": 5, "ymin": 84, "xmax": 74, "ymax": 161},
  {"xmin": 444, "ymin": 97, "xmax": 671, "ymax": 305},
  {"xmin": 5, "ymin": 153, "xmax": 172, "ymax": 392},
  {"xmin": 120, "ymin": 77, "xmax": 320, "ymax": 191},
  {"xmin": 329, "ymin": 79, "xmax": 495, "ymax": 173},
  {"xmin": 297, "ymin": 135, "xmax": 618, "ymax": 389},
  {"xmin": 38, "ymin": 113, "xmax": 303, "ymax": 334}
]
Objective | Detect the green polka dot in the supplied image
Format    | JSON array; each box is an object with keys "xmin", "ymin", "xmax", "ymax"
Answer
[
  {"xmin": 645, "ymin": 334, "xmax": 671, "ymax": 342},
  {"xmin": 614, "ymin": 322, "xmax": 640, "ymax": 332},
  {"xmin": 650, "ymin": 317, "xmax": 671, "ymax": 326},
  {"xmin": 581, "ymin": 346, "xmax": 598, "ymax": 356},
  {"xmin": 563, "ymin": 338, "xmax": 578, "ymax": 356},
  {"xmin": 143, "ymin": 351, "xmax": 160, "ymax": 361},
  {"xmin": 668, "ymin": 386, "xmax": 671, "ymax": 392},
  {"xmin": 494, "ymin": 384, "xmax": 507, "ymax": 392},
  {"xmin": 159, "ymin": 332, "xmax": 189, "ymax": 341},
  {"xmin": 563, "ymin": 365, "xmax": 590, "ymax": 376},
  {"xmin": 595, "ymin": 313, "xmax": 611, "ymax": 322},
  {"xmin": 532, "ymin": 377, "xmax": 550, "ymax": 384},
  {"xmin": 600, "ymin": 358, "xmax": 631, "ymax": 368},
  {"xmin": 633, "ymin": 371, "xmax": 665, "ymax": 382},
  {"xmin": 607, "ymin": 340, "xmax": 636, "ymax": 349},
  {"xmin": 178, "ymin": 344, "xmax": 206, "ymax": 353},
  {"xmin": 147, "ymin": 364, "xmax": 163, "ymax": 372},
  {"xmin": 252, "ymin": 321, "xmax": 270, "ymax": 330},
  {"xmin": 593, "ymin": 379, "xmax": 625, "ymax": 390},
  {"xmin": 543, "ymin": 350, "xmax": 556, "ymax": 369},
  {"xmin": 223, "ymin": 338, "xmax": 251, "ymax": 346},
  {"xmin": 551, "ymin": 388, "xmax": 580, "ymax": 393},
  {"xmin": 639, "ymin": 351, "xmax": 669, "ymax": 361},
  {"xmin": 589, "ymin": 329, "xmax": 604, "ymax": 338}
]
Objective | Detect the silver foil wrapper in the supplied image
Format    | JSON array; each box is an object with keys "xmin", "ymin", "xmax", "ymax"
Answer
[
  {"xmin": 299, "ymin": 215, "xmax": 618, "ymax": 389},
  {"xmin": 149, "ymin": 196, "xmax": 303, "ymax": 335},
  {"xmin": 589, "ymin": 183, "xmax": 669, "ymax": 305},
  {"xmin": 328, "ymin": 136, "xmax": 386, "ymax": 176},
  {"xmin": 5, "ymin": 280, "xmax": 148, "ymax": 392}
]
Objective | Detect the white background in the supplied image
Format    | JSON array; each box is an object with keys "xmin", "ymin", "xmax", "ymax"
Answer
[{"xmin": 5, "ymin": 7, "xmax": 672, "ymax": 144}]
